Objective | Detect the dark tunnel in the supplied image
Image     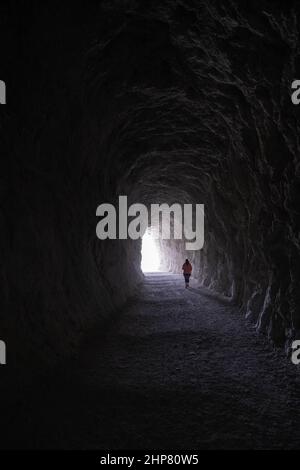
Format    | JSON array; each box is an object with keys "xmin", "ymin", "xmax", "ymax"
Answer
[{"xmin": 1, "ymin": 0, "xmax": 300, "ymax": 451}]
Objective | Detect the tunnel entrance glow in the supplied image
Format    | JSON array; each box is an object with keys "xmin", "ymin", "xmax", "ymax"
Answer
[{"xmin": 141, "ymin": 230, "xmax": 160, "ymax": 272}]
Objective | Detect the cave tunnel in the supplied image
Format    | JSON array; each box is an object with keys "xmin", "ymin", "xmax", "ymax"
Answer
[{"xmin": 1, "ymin": 0, "xmax": 300, "ymax": 451}]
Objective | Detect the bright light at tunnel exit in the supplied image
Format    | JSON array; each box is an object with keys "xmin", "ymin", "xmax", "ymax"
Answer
[{"xmin": 141, "ymin": 230, "xmax": 160, "ymax": 272}]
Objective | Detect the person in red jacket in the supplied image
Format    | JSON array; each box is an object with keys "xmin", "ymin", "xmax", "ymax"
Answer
[{"xmin": 182, "ymin": 259, "xmax": 192, "ymax": 288}]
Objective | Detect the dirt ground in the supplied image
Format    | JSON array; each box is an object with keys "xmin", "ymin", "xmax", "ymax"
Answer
[{"xmin": 2, "ymin": 273, "xmax": 300, "ymax": 449}]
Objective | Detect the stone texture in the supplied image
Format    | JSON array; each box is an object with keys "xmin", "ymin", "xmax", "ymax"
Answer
[{"xmin": 1, "ymin": 1, "xmax": 300, "ymax": 367}]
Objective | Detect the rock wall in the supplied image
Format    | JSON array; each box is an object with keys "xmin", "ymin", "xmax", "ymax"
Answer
[{"xmin": 1, "ymin": 1, "xmax": 300, "ymax": 368}]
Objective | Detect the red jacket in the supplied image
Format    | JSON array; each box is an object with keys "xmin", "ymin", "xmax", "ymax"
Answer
[{"xmin": 182, "ymin": 262, "xmax": 192, "ymax": 274}]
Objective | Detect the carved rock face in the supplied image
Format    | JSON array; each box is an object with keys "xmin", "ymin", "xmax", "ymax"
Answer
[{"xmin": 1, "ymin": 2, "xmax": 300, "ymax": 365}]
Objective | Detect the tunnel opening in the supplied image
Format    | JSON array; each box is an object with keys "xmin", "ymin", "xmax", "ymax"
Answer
[{"xmin": 141, "ymin": 228, "xmax": 161, "ymax": 273}]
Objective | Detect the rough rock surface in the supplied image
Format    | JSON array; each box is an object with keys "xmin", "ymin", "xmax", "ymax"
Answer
[{"xmin": 1, "ymin": 1, "xmax": 300, "ymax": 366}]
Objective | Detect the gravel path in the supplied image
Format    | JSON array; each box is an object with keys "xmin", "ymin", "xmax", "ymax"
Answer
[{"xmin": 4, "ymin": 273, "xmax": 300, "ymax": 449}]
